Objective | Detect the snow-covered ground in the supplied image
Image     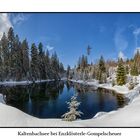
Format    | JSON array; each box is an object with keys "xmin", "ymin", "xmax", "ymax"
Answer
[{"xmin": 0, "ymin": 78, "xmax": 140, "ymax": 126}]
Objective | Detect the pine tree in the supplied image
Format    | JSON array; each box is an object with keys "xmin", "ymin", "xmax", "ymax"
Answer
[
  {"xmin": 128, "ymin": 78, "xmax": 135, "ymax": 90},
  {"xmin": 44, "ymin": 50, "xmax": 51, "ymax": 79},
  {"xmin": 0, "ymin": 47, "xmax": 3, "ymax": 81},
  {"xmin": 38, "ymin": 42, "xmax": 46, "ymax": 80},
  {"xmin": 0, "ymin": 32, "xmax": 10, "ymax": 80},
  {"xmin": 50, "ymin": 52, "xmax": 60, "ymax": 80},
  {"xmin": 62, "ymin": 95, "xmax": 83, "ymax": 121},
  {"xmin": 66, "ymin": 65, "xmax": 71, "ymax": 79},
  {"xmin": 31, "ymin": 43, "xmax": 39, "ymax": 81},
  {"xmin": 21, "ymin": 39, "xmax": 30, "ymax": 80},
  {"xmin": 116, "ymin": 58, "xmax": 126, "ymax": 85},
  {"xmin": 99, "ymin": 56, "xmax": 106, "ymax": 73},
  {"xmin": 134, "ymin": 50, "xmax": 140, "ymax": 74},
  {"xmin": 130, "ymin": 61, "xmax": 138, "ymax": 76},
  {"xmin": 77, "ymin": 56, "xmax": 81, "ymax": 69},
  {"xmin": 8, "ymin": 27, "xmax": 15, "ymax": 79},
  {"xmin": 97, "ymin": 56, "xmax": 107, "ymax": 83},
  {"xmin": 81, "ymin": 55, "xmax": 88, "ymax": 70},
  {"xmin": 0, "ymin": 27, "xmax": 65, "ymax": 81},
  {"xmin": 125, "ymin": 65, "xmax": 129, "ymax": 75},
  {"xmin": 59, "ymin": 62, "xmax": 65, "ymax": 75},
  {"xmin": 13, "ymin": 35, "xmax": 22, "ymax": 80}
]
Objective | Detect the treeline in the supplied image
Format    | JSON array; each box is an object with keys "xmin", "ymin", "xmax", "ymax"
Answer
[
  {"xmin": 0, "ymin": 27, "xmax": 65, "ymax": 81},
  {"xmin": 66, "ymin": 46, "xmax": 140, "ymax": 87},
  {"xmin": 67, "ymin": 55, "xmax": 108, "ymax": 84}
]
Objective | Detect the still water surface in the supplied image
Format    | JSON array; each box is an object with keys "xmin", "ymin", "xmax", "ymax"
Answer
[{"xmin": 0, "ymin": 81, "xmax": 127, "ymax": 119}]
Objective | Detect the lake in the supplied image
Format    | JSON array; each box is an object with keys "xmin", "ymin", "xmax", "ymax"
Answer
[{"xmin": 0, "ymin": 81, "xmax": 128, "ymax": 120}]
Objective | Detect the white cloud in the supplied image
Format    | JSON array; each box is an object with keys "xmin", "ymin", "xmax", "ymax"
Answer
[
  {"xmin": 133, "ymin": 27, "xmax": 140, "ymax": 48},
  {"xmin": 0, "ymin": 13, "xmax": 28, "ymax": 39},
  {"xmin": 0, "ymin": 13, "xmax": 12, "ymax": 38},
  {"xmin": 114, "ymin": 27, "xmax": 128, "ymax": 51},
  {"xmin": 46, "ymin": 44, "xmax": 54, "ymax": 51},
  {"xmin": 118, "ymin": 51, "xmax": 126, "ymax": 60},
  {"xmin": 10, "ymin": 13, "xmax": 27, "ymax": 25}
]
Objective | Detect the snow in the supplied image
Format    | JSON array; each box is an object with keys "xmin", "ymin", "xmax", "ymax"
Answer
[
  {"xmin": 0, "ymin": 92, "xmax": 140, "ymax": 126},
  {"xmin": 0, "ymin": 78, "xmax": 140, "ymax": 126},
  {"xmin": 0, "ymin": 94, "xmax": 5, "ymax": 104},
  {"xmin": 80, "ymin": 95, "xmax": 140, "ymax": 126},
  {"xmin": 0, "ymin": 79, "xmax": 55, "ymax": 86}
]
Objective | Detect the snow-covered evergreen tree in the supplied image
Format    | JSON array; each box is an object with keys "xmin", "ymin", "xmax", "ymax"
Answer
[
  {"xmin": 97, "ymin": 56, "xmax": 107, "ymax": 83},
  {"xmin": 31, "ymin": 43, "xmax": 39, "ymax": 81},
  {"xmin": 116, "ymin": 58, "xmax": 126, "ymax": 86},
  {"xmin": 0, "ymin": 27, "xmax": 65, "ymax": 81},
  {"xmin": 21, "ymin": 39, "xmax": 30, "ymax": 80},
  {"xmin": 130, "ymin": 61, "xmax": 138, "ymax": 76},
  {"xmin": 62, "ymin": 95, "xmax": 83, "ymax": 121},
  {"xmin": 0, "ymin": 32, "xmax": 9, "ymax": 80},
  {"xmin": 66, "ymin": 65, "xmax": 71, "ymax": 79},
  {"xmin": 128, "ymin": 78, "xmax": 134, "ymax": 90},
  {"xmin": 38, "ymin": 42, "xmax": 46, "ymax": 80}
]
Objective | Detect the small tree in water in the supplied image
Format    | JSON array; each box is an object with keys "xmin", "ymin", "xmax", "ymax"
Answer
[{"xmin": 62, "ymin": 95, "xmax": 83, "ymax": 121}]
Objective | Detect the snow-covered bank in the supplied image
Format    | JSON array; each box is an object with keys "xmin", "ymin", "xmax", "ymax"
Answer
[
  {"xmin": 0, "ymin": 92, "xmax": 140, "ymax": 126},
  {"xmin": 0, "ymin": 79, "xmax": 55, "ymax": 86},
  {"xmin": 78, "ymin": 94, "xmax": 140, "ymax": 127},
  {"xmin": 0, "ymin": 94, "xmax": 82, "ymax": 127},
  {"xmin": 0, "ymin": 78, "xmax": 140, "ymax": 127},
  {"xmin": 69, "ymin": 79, "xmax": 140, "ymax": 101}
]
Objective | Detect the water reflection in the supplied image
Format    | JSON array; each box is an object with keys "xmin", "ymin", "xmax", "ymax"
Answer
[{"xmin": 0, "ymin": 81, "xmax": 128, "ymax": 119}]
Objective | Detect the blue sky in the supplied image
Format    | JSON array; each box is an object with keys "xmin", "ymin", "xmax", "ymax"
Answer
[{"xmin": 1, "ymin": 13, "xmax": 140, "ymax": 68}]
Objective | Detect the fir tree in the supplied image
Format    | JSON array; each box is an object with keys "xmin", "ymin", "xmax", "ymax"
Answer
[
  {"xmin": 77, "ymin": 56, "xmax": 81, "ymax": 69},
  {"xmin": 38, "ymin": 42, "xmax": 46, "ymax": 80},
  {"xmin": 99, "ymin": 56, "xmax": 106, "ymax": 73},
  {"xmin": 31, "ymin": 43, "xmax": 39, "ymax": 81},
  {"xmin": 116, "ymin": 58, "xmax": 126, "ymax": 85},
  {"xmin": 0, "ymin": 27, "xmax": 65, "ymax": 82},
  {"xmin": 21, "ymin": 39, "xmax": 30, "ymax": 80},
  {"xmin": 130, "ymin": 61, "xmax": 138, "ymax": 76},
  {"xmin": 66, "ymin": 65, "xmax": 71, "ymax": 79},
  {"xmin": 50, "ymin": 52, "xmax": 60, "ymax": 80},
  {"xmin": 12, "ymin": 34, "xmax": 22, "ymax": 80},
  {"xmin": 134, "ymin": 50, "xmax": 140, "ymax": 74},
  {"xmin": 59, "ymin": 62, "xmax": 65, "ymax": 75},
  {"xmin": 128, "ymin": 78, "xmax": 134, "ymax": 90},
  {"xmin": 8, "ymin": 27, "xmax": 15, "ymax": 78},
  {"xmin": 0, "ymin": 32, "xmax": 10, "ymax": 80},
  {"xmin": 44, "ymin": 50, "xmax": 51, "ymax": 79},
  {"xmin": 0, "ymin": 47, "xmax": 3, "ymax": 81},
  {"xmin": 125, "ymin": 65, "xmax": 129, "ymax": 75},
  {"xmin": 97, "ymin": 56, "xmax": 107, "ymax": 83},
  {"xmin": 62, "ymin": 95, "xmax": 83, "ymax": 121}
]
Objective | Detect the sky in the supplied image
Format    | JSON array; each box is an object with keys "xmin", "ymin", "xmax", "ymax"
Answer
[{"xmin": 1, "ymin": 13, "xmax": 140, "ymax": 68}]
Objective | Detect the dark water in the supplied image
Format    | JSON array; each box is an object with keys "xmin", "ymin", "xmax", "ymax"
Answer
[{"xmin": 0, "ymin": 81, "xmax": 128, "ymax": 120}]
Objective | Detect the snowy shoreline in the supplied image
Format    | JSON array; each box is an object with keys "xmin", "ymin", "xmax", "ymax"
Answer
[
  {"xmin": 69, "ymin": 79, "xmax": 140, "ymax": 102},
  {"xmin": 0, "ymin": 79, "xmax": 55, "ymax": 86},
  {"xmin": 0, "ymin": 79, "xmax": 140, "ymax": 126}
]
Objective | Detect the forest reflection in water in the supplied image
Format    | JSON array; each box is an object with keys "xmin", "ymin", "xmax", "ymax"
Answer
[{"xmin": 0, "ymin": 81, "xmax": 128, "ymax": 119}]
